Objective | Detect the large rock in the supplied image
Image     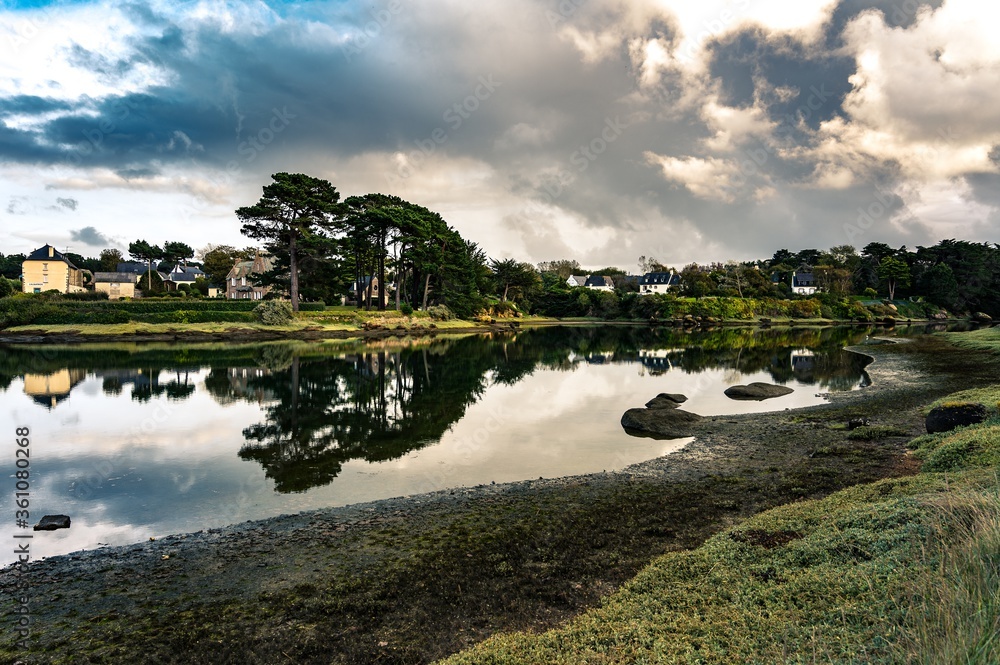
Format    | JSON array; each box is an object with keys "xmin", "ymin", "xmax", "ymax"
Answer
[
  {"xmin": 972, "ymin": 312, "xmax": 993, "ymax": 324},
  {"xmin": 926, "ymin": 403, "xmax": 988, "ymax": 434},
  {"xmin": 34, "ymin": 515, "xmax": 71, "ymax": 531},
  {"xmin": 621, "ymin": 407, "xmax": 702, "ymax": 438},
  {"xmin": 645, "ymin": 393, "xmax": 688, "ymax": 409},
  {"xmin": 724, "ymin": 382, "xmax": 794, "ymax": 401}
]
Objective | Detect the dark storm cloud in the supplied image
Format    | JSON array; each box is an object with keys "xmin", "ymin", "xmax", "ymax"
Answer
[
  {"xmin": 56, "ymin": 197, "xmax": 78, "ymax": 210},
  {"xmin": 707, "ymin": 28, "xmax": 854, "ymax": 130},
  {"xmin": 824, "ymin": 0, "xmax": 944, "ymax": 43},
  {"xmin": 70, "ymin": 226, "xmax": 112, "ymax": 246}
]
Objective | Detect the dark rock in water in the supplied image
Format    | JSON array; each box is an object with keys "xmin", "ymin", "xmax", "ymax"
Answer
[
  {"xmin": 645, "ymin": 393, "xmax": 688, "ymax": 409},
  {"xmin": 621, "ymin": 407, "xmax": 702, "ymax": 438},
  {"xmin": 972, "ymin": 312, "xmax": 993, "ymax": 324},
  {"xmin": 724, "ymin": 382, "xmax": 794, "ymax": 401},
  {"xmin": 848, "ymin": 417, "xmax": 871, "ymax": 430},
  {"xmin": 926, "ymin": 403, "xmax": 988, "ymax": 434},
  {"xmin": 34, "ymin": 515, "xmax": 71, "ymax": 531}
]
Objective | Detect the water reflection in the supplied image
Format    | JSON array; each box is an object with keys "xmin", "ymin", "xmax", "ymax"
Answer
[{"xmin": 0, "ymin": 326, "xmax": 879, "ymax": 496}]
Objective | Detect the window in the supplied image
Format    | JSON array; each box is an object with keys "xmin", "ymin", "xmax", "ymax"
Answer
[{"xmin": 42, "ymin": 263, "xmax": 48, "ymax": 271}]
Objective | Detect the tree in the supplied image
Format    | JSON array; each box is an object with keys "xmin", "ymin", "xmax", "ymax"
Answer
[
  {"xmin": 491, "ymin": 259, "xmax": 539, "ymax": 303},
  {"xmin": 129, "ymin": 240, "xmax": 163, "ymax": 293},
  {"xmin": 537, "ymin": 259, "xmax": 581, "ymax": 280},
  {"xmin": 162, "ymin": 241, "xmax": 195, "ymax": 268},
  {"xmin": 878, "ymin": 256, "xmax": 910, "ymax": 300},
  {"xmin": 237, "ymin": 173, "xmax": 343, "ymax": 311},
  {"xmin": 0, "ymin": 253, "xmax": 26, "ymax": 279},
  {"xmin": 99, "ymin": 248, "xmax": 124, "ymax": 272},
  {"xmin": 769, "ymin": 249, "xmax": 794, "ymax": 268}
]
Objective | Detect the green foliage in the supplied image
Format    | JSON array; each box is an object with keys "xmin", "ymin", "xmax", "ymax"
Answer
[
  {"xmin": 427, "ymin": 304, "xmax": 454, "ymax": 321},
  {"xmin": 847, "ymin": 425, "xmax": 910, "ymax": 440},
  {"xmin": 297, "ymin": 301, "xmax": 326, "ymax": 312},
  {"xmin": 864, "ymin": 287, "xmax": 878, "ymax": 298},
  {"xmin": 253, "ymin": 300, "xmax": 295, "ymax": 325},
  {"xmin": 400, "ymin": 302, "xmax": 414, "ymax": 316},
  {"xmin": 0, "ymin": 276, "xmax": 17, "ymax": 298}
]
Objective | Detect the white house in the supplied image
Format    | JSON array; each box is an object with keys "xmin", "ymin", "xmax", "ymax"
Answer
[
  {"xmin": 566, "ymin": 275, "xmax": 588, "ymax": 288},
  {"xmin": 791, "ymin": 268, "xmax": 818, "ymax": 295},
  {"xmin": 638, "ymin": 271, "xmax": 680, "ymax": 295},
  {"xmin": 584, "ymin": 275, "xmax": 615, "ymax": 292}
]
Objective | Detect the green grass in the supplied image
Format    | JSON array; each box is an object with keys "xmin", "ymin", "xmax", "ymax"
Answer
[
  {"xmin": 441, "ymin": 384, "xmax": 1000, "ymax": 665},
  {"xmin": 943, "ymin": 327, "xmax": 1000, "ymax": 354}
]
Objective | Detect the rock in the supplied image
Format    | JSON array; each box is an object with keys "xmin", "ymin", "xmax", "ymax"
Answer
[
  {"xmin": 882, "ymin": 316, "xmax": 896, "ymax": 326},
  {"xmin": 34, "ymin": 515, "xmax": 71, "ymax": 531},
  {"xmin": 926, "ymin": 403, "xmax": 988, "ymax": 434},
  {"xmin": 972, "ymin": 312, "xmax": 993, "ymax": 324},
  {"xmin": 621, "ymin": 407, "xmax": 702, "ymax": 438},
  {"xmin": 848, "ymin": 417, "xmax": 871, "ymax": 430},
  {"xmin": 724, "ymin": 382, "xmax": 794, "ymax": 401},
  {"xmin": 932, "ymin": 311, "xmax": 948, "ymax": 320},
  {"xmin": 644, "ymin": 393, "xmax": 688, "ymax": 409}
]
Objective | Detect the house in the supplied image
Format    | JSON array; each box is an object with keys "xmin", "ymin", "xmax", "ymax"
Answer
[
  {"xmin": 226, "ymin": 251, "xmax": 274, "ymax": 300},
  {"xmin": 93, "ymin": 272, "xmax": 138, "ymax": 300},
  {"xmin": 347, "ymin": 276, "xmax": 391, "ymax": 307},
  {"xmin": 791, "ymin": 267, "xmax": 818, "ymax": 295},
  {"xmin": 638, "ymin": 271, "xmax": 680, "ymax": 295},
  {"xmin": 584, "ymin": 275, "xmax": 615, "ymax": 292},
  {"xmin": 23, "ymin": 369, "xmax": 87, "ymax": 409},
  {"xmin": 116, "ymin": 262, "xmax": 148, "ymax": 281},
  {"xmin": 21, "ymin": 244, "xmax": 85, "ymax": 294},
  {"xmin": 566, "ymin": 275, "xmax": 588, "ymax": 288},
  {"xmin": 162, "ymin": 265, "xmax": 206, "ymax": 292}
]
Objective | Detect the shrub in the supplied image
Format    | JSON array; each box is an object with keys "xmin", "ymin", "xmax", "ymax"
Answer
[
  {"xmin": 298, "ymin": 301, "xmax": 326, "ymax": 312},
  {"xmin": 427, "ymin": 304, "xmax": 454, "ymax": 321},
  {"xmin": 63, "ymin": 290, "xmax": 110, "ymax": 301},
  {"xmin": 254, "ymin": 300, "xmax": 294, "ymax": 325},
  {"xmin": 400, "ymin": 302, "xmax": 414, "ymax": 316},
  {"xmin": 0, "ymin": 277, "xmax": 18, "ymax": 298},
  {"xmin": 864, "ymin": 287, "xmax": 878, "ymax": 298}
]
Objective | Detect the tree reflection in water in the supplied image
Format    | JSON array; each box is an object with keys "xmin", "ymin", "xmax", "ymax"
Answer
[{"xmin": 0, "ymin": 325, "xmax": 881, "ymax": 493}]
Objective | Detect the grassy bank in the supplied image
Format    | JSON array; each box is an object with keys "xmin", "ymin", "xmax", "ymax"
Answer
[{"xmin": 442, "ymin": 329, "xmax": 1000, "ymax": 664}]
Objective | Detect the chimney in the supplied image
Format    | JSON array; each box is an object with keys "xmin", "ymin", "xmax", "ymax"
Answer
[{"xmin": 48, "ymin": 246, "xmax": 54, "ymax": 258}]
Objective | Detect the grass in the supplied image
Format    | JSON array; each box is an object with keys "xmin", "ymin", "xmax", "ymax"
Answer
[{"xmin": 441, "ymin": 383, "xmax": 1000, "ymax": 664}]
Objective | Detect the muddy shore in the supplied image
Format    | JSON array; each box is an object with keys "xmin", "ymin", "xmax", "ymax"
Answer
[{"xmin": 2, "ymin": 334, "xmax": 996, "ymax": 664}]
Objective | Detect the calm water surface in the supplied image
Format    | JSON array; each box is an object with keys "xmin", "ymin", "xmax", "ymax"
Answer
[{"xmin": 1, "ymin": 325, "xmax": 880, "ymax": 561}]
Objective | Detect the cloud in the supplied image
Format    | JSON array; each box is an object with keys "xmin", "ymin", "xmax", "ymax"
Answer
[
  {"xmin": 56, "ymin": 197, "xmax": 77, "ymax": 210},
  {"xmin": 69, "ymin": 226, "xmax": 112, "ymax": 246},
  {"xmin": 0, "ymin": 0, "xmax": 998, "ymax": 266}
]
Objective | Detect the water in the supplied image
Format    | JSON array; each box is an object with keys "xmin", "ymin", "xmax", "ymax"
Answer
[{"xmin": 1, "ymin": 325, "xmax": 876, "ymax": 561}]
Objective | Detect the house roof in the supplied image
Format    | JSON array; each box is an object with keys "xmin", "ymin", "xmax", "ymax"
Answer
[
  {"xmin": 93, "ymin": 272, "xmax": 138, "ymax": 284},
  {"xmin": 25, "ymin": 245, "xmax": 78, "ymax": 269},
  {"xmin": 566, "ymin": 275, "xmax": 588, "ymax": 286},
  {"xmin": 165, "ymin": 266, "xmax": 205, "ymax": 283},
  {"xmin": 792, "ymin": 271, "xmax": 816, "ymax": 287},
  {"xmin": 226, "ymin": 252, "xmax": 274, "ymax": 280},
  {"xmin": 117, "ymin": 262, "xmax": 148, "ymax": 274},
  {"xmin": 639, "ymin": 271, "xmax": 679, "ymax": 286},
  {"xmin": 584, "ymin": 275, "xmax": 615, "ymax": 288}
]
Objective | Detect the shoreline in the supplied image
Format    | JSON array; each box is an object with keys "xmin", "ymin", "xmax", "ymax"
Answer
[
  {"xmin": 0, "ymin": 316, "xmax": 960, "ymax": 345},
  {"xmin": 2, "ymin": 334, "xmax": 994, "ymax": 663}
]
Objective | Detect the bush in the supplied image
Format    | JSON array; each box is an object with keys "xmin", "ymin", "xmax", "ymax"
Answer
[
  {"xmin": 427, "ymin": 304, "xmax": 454, "ymax": 321},
  {"xmin": 0, "ymin": 277, "xmax": 18, "ymax": 298},
  {"xmin": 298, "ymin": 301, "xmax": 326, "ymax": 312},
  {"xmin": 400, "ymin": 302, "xmax": 414, "ymax": 316},
  {"xmin": 254, "ymin": 300, "xmax": 294, "ymax": 325},
  {"xmin": 63, "ymin": 290, "xmax": 110, "ymax": 301}
]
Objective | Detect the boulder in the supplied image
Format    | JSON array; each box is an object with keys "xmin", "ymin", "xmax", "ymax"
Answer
[
  {"xmin": 644, "ymin": 393, "xmax": 688, "ymax": 409},
  {"xmin": 621, "ymin": 407, "xmax": 702, "ymax": 438},
  {"xmin": 724, "ymin": 382, "xmax": 794, "ymax": 401},
  {"xmin": 972, "ymin": 312, "xmax": 993, "ymax": 324},
  {"xmin": 34, "ymin": 515, "xmax": 71, "ymax": 531},
  {"xmin": 926, "ymin": 403, "xmax": 988, "ymax": 434},
  {"xmin": 848, "ymin": 417, "xmax": 871, "ymax": 430}
]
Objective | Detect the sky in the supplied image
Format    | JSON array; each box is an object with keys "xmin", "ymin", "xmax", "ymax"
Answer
[{"xmin": 1, "ymin": 0, "xmax": 998, "ymax": 269}]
